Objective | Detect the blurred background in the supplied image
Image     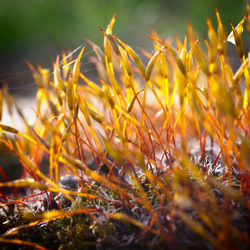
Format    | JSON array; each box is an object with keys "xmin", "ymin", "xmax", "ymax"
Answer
[{"xmin": 0, "ymin": 0, "xmax": 247, "ymax": 96}]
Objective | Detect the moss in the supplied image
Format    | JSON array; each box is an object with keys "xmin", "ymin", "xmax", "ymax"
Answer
[{"xmin": 0, "ymin": 4, "xmax": 250, "ymax": 250}]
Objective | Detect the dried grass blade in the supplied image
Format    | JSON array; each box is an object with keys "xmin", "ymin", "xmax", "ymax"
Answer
[
  {"xmin": 54, "ymin": 56, "xmax": 66, "ymax": 92},
  {"xmin": 0, "ymin": 178, "xmax": 47, "ymax": 190},
  {"xmin": 0, "ymin": 238, "xmax": 47, "ymax": 250},
  {"xmin": 79, "ymin": 73, "xmax": 103, "ymax": 97},
  {"xmin": 113, "ymin": 35, "xmax": 145, "ymax": 77},
  {"xmin": 72, "ymin": 46, "xmax": 86, "ymax": 84},
  {"xmin": 86, "ymin": 40, "xmax": 105, "ymax": 66},
  {"xmin": 148, "ymin": 36, "xmax": 187, "ymax": 77},
  {"xmin": 0, "ymin": 124, "xmax": 37, "ymax": 145}
]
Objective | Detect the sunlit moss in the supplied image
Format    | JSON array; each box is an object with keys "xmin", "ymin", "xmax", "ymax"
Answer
[{"xmin": 0, "ymin": 5, "xmax": 249, "ymax": 250}]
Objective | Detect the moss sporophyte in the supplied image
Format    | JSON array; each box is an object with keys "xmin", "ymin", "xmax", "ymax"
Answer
[{"xmin": 0, "ymin": 6, "xmax": 250, "ymax": 250}]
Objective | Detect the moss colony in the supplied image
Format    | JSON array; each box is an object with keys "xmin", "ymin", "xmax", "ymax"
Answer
[{"xmin": 0, "ymin": 5, "xmax": 250, "ymax": 250}]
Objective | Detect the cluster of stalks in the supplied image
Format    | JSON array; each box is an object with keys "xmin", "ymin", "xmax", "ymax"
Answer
[{"xmin": 0, "ymin": 5, "xmax": 249, "ymax": 250}]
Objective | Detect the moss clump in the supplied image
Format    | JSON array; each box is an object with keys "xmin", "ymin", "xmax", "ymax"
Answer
[{"xmin": 0, "ymin": 4, "xmax": 250, "ymax": 250}]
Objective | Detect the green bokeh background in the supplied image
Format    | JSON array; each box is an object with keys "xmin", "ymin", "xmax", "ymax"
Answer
[{"xmin": 0, "ymin": 0, "xmax": 247, "ymax": 94}]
